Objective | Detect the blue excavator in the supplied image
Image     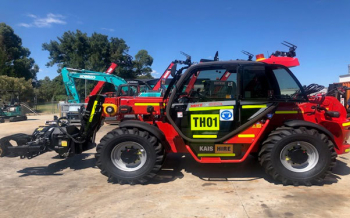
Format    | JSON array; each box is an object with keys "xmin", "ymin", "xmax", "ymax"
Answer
[{"xmin": 61, "ymin": 67, "xmax": 161, "ymax": 104}]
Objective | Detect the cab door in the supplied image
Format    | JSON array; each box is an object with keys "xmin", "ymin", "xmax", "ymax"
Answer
[{"xmin": 167, "ymin": 65, "xmax": 239, "ymax": 156}]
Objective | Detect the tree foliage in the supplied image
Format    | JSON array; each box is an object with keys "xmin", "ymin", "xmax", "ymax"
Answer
[
  {"xmin": 0, "ymin": 76, "xmax": 34, "ymax": 103},
  {"xmin": 42, "ymin": 30, "xmax": 153, "ymax": 79},
  {"xmin": 41, "ymin": 30, "xmax": 154, "ymax": 101},
  {"xmin": 0, "ymin": 23, "xmax": 39, "ymax": 80}
]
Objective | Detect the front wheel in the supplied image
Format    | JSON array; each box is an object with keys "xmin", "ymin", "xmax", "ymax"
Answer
[
  {"xmin": 259, "ymin": 126, "xmax": 336, "ymax": 186},
  {"xmin": 95, "ymin": 128, "xmax": 165, "ymax": 184}
]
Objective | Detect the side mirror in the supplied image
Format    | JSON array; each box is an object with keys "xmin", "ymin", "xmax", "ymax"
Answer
[{"xmin": 171, "ymin": 63, "xmax": 177, "ymax": 77}]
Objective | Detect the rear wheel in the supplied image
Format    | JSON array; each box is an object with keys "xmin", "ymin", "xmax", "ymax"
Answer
[
  {"xmin": 259, "ymin": 126, "xmax": 336, "ymax": 185},
  {"xmin": 95, "ymin": 128, "xmax": 165, "ymax": 184}
]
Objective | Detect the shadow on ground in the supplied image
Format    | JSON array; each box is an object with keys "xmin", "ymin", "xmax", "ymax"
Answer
[
  {"xmin": 151, "ymin": 154, "xmax": 269, "ymax": 184},
  {"xmin": 15, "ymin": 152, "xmax": 350, "ymax": 186},
  {"xmin": 152, "ymin": 153, "xmax": 350, "ymax": 186},
  {"xmin": 17, "ymin": 153, "xmax": 95, "ymax": 177}
]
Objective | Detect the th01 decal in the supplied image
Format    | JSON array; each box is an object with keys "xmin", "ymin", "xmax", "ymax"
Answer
[
  {"xmin": 191, "ymin": 114, "xmax": 220, "ymax": 131},
  {"xmin": 220, "ymin": 109, "xmax": 233, "ymax": 121}
]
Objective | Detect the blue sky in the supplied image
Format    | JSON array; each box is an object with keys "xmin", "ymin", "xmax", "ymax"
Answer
[{"xmin": 1, "ymin": 0, "xmax": 350, "ymax": 86}]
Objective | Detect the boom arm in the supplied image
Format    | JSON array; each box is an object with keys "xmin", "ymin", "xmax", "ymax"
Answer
[
  {"xmin": 152, "ymin": 63, "xmax": 175, "ymax": 91},
  {"xmin": 61, "ymin": 67, "xmax": 127, "ymax": 103},
  {"xmin": 88, "ymin": 63, "xmax": 118, "ymax": 100}
]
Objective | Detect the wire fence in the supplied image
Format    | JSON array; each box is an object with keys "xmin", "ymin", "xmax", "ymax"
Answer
[{"xmin": 33, "ymin": 101, "xmax": 60, "ymax": 114}]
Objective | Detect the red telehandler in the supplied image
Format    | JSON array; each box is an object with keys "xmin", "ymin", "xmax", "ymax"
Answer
[
  {"xmin": 1, "ymin": 43, "xmax": 349, "ymax": 186},
  {"xmin": 63, "ymin": 53, "xmax": 190, "ymax": 123}
]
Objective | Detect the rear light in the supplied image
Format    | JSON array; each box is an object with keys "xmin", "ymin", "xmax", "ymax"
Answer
[{"xmin": 119, "ymin": 105, "xmax": 132, "ymax": 114}]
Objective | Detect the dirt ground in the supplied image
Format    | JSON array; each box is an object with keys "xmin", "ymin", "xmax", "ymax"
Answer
[{"xmin": 1, "ymin": 115, "xmax": 350, "ymax": 218}]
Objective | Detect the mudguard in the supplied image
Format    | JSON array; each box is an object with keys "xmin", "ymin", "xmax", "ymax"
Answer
[{"xmin": 284, "ymin": 120, "xmax": 336, "ymax": 145}]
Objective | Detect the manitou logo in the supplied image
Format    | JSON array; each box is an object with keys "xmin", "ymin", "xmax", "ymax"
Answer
[
  {"xmin": 107, "ymin": 68, "xmax": 113, "ymax": 73},
  {"xmin": 163, "ymin": 70, "xmax": 171, "ymax": 78},
  {"xmin": 208, "ymin": 102, "xmax": 222, "ymax": 106},
  {"xmin": 190, "ymin": 104, "xmax": 203, "ymax": 107}
]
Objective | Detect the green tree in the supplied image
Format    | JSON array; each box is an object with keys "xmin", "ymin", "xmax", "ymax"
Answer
[
  {"xmin": 0, "ymin": 76, "xmax": 34, "ymax": 103},
  {"xmin": 35, "ymin": 76, "xmax": 55, "ymax": 102},
  {"xmin": 42, "ymin": 30, "xmax": 154, "ymax": 80},
  {"xmin": 42, "ymin": 30, "xmax": 130, "ymax": 73},
  {"xmin": 118, "ymin": 49, "xmax": 154, "ymax": 79},
  {"xmin": 0, "ymin": 23, "xmax": 39, "ymax": 80},
  {"xmin": 134, "ymin": 49, "xmax": 153, "ymax": 77}
]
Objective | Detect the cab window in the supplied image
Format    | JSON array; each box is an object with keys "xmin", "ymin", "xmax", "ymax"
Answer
[
  {"xmin": 129, "ymin": 86, "xmax": 138, "ymax": 96},
  {"xmin": 119, "ymin": 86, "xmax": 129, "ymax": 96},
  {"xmin": 272, "ymin": 67, "xmax": 306, "ymax": 101}
]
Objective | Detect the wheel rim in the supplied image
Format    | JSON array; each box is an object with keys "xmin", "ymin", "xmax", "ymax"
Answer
[
  {"xmin": 280, "ymin": 141, "xmax": 319, "ymax": 173},
  {"xmin": 110, "ymin": 141, "xmax": 147, "ymax": 172}
]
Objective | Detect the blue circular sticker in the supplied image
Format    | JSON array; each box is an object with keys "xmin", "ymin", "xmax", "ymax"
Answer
[{"xmin": 221, "ymin": 110, "xmax": 233, "ymax": 120}]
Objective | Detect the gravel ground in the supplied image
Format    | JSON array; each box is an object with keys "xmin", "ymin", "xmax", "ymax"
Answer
[{"xmin": 1, "ymin": 115, "xmax": 350, "ymax": 218}]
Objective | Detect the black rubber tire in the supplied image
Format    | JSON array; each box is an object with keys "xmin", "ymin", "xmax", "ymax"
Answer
[
  {"xmin": 0, "ymin": 140, "xmax": 11, "ymax": 157},
  {"xmin": 259, "ymin": 126, "xmax": 337, "ymax": 186},
  {"xmin": 0, "ymin": 133, "xmax": 30, "ymax": 157},
  {"xmin": 95, "ymin": 127, "xmax": 165, "ymax": 184},
  {"xmin": 0, "ymin": 118, "xmax": 4, "ymax": 123}
]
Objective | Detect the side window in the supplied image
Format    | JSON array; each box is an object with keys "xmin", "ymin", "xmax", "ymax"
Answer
[
  {"xmin": 129, "ymin": 86, "xmax": 138, "ymax": 96},
  {"xmin": 242, "ymin": 66, "xmax": 271, "ymax": 99},
  {"xmin": 120, "ymin": 86, "xmax": 129, "ymax": 96},
  {"xmin": 272, "ymin": 67, "xmax": 305, "ymax": 101},
  {"xmin": 139, "ymin": 85, "xmax": 149, "ymax": 93}
]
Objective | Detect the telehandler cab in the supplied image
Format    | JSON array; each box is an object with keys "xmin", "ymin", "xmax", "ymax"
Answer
[{"xmin": 1, "ymin": 43, "xmax": 349, "ymax": 186}]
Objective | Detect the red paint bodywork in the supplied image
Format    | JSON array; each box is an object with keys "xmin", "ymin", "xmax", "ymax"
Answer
[
  {"xmin": 258, "ymin": 55, "xmax": 300, "ymax": 68},
  {"xmin": 87, "ymin": 62, "xmax": 174, "ymax": 122}
]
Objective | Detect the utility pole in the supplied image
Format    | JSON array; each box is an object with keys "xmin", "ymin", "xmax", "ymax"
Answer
[{"xmin": 85, "ymin": 79, "xmax": 87, "ymax": 99}]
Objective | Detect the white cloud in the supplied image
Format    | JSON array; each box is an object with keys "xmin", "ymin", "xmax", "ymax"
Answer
[
  {"xmin": 101, "ymin": 28, "xmax": 115, "ymax": 32},
  {"xmin": 18, "ymin": 23, "xmax": 32, "ymax": 28},
  {"xmin": 27, "ymin": 13, "xmax": 37, "ymax": 18},
  {"xmin": 18, "ymin": 13, "xmax": 66, "ymax": 28},
  {"xmin": 151, "ymin": 70, "xmax": 159, "ymax": 75}
]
